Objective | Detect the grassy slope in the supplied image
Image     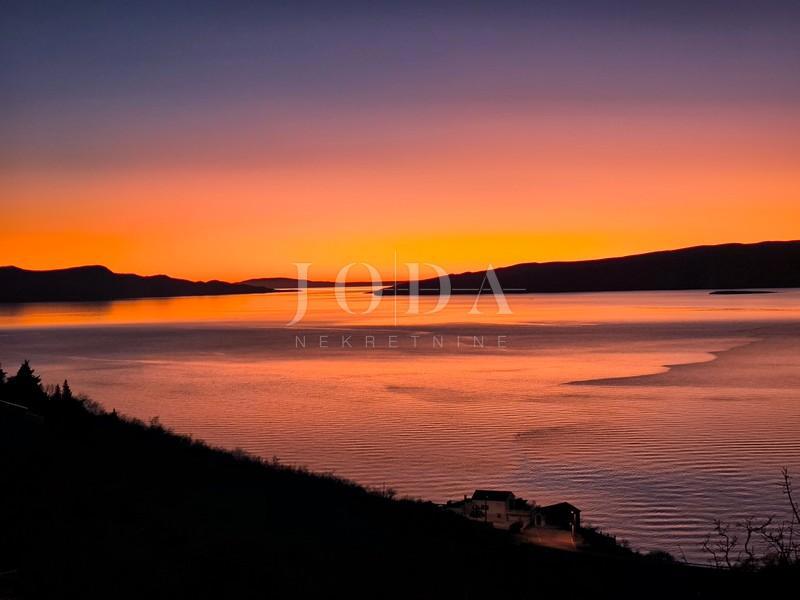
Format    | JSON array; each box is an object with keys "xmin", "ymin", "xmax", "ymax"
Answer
[{"xmin": 0, "ymin": 396, "xmax": 782, "ymax": 599}]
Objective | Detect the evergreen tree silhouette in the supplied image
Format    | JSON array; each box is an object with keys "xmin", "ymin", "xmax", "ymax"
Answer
[
  {"xmin": 8, "ymin": 360, "xmax": 47, "ymax": 410},
  {"xmin": 62, "ymin": 379, "xmax": 74, "ymax": 402},
  {"xmin": 15, "ymin": 360, "xmax": 41, "ymax": 386}
]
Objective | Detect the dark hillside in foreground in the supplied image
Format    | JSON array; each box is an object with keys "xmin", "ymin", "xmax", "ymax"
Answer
[
  {"xmin": 382, "ymin": 241, "xmax": 800, "ymax": 294},
  {"xmin": 0, "ymin": 265, "xmax": 272, "ymax": 303},
  {"xmin": 0, "ymin": 364, "xmax": 792, "ymax": 599}
]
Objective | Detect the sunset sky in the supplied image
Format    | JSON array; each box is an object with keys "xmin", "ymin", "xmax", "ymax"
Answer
[{"xmin": 2, "ymin": 1, "xmax": 799, "ymax": 281}]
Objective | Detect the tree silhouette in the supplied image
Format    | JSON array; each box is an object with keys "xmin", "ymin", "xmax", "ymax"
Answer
[
  {"xmin": 703, "ymin": 468, "xmax": 800, "ymax": 569},
  {"xmin": 15, "ymin": 360, "xmax": 40, "ymax": 385},
  {"xmin": 62, "ymin": 379, "xmax": 73, "ymax": 402},
  {"xmin": 7, "ymin": 359, "xmax": 47, "ymax": 410}
]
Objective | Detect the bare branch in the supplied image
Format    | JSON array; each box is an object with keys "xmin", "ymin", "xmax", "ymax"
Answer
[
  {"xmin": 782, "ymin": 468, "xmax": 800, "ymax": 526},
  {"xmin": 703, "ymin": 469, "xmax": 799, "ymax": 570}
]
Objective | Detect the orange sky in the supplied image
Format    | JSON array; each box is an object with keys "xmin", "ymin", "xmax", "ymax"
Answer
[
  {"xmin": 2, "ymin": 106, "xmax": 798, "ymax": 281},
  {"xmin": 3, "ymin": 5, "xmax": 799, "ymax": 282}
]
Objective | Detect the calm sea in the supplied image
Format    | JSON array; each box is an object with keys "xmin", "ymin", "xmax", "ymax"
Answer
[{"xmin": 2, "ymin": 288, "xmax": 799, "ymax": 563}]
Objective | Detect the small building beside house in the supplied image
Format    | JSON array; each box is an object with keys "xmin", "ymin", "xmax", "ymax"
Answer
[{"xmin": 534, "ymin": 502, "xmax": 581, "ymax": 536}]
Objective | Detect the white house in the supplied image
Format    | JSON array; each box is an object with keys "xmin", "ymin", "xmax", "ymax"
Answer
[
  {"xmin": 472, "ymin": 490, "xmax": 515, "ymax": 522},
  {"xmin": 446, "ymin": 490, "xmax": 534, "ymax": 529}
]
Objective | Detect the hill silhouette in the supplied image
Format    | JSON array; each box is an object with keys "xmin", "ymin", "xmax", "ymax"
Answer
[
  {"xmin": 1, "ymin": 361, "xmax": 788, "ymax": 599},
  {"xmin": 242, "ymin": 276, "xmax": 375, "ymax": 289},
  {"xmin": 0, "ymin": 265, "xmax": 272, "ymax": 303},
  {"xmin": 381, "ymin": 241, "xmax": 800, "ymax": 295}
]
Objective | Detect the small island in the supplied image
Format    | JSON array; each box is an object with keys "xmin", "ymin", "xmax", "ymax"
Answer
[{"xmin": 710, "ymin": 290, "xmax": 776, "ymax": 295}]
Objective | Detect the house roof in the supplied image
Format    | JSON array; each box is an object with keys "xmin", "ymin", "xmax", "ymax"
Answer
[{"xmin": 472, "ymin": 490, "xmax": 514, "ymax": 502}]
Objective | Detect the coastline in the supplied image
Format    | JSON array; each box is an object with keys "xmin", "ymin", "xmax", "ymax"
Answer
[{"xmin": 2, "ymin": 365, "xmax": 796, "ymax": 598}]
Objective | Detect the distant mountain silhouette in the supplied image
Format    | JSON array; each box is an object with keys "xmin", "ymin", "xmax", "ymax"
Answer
[
  {"xmin": 0, "ymin": 265, "xmax": 273, "ymax": 303},
  {"xmin": 242, "ymin": 277, "xmax": 375, "ymax": 289},
  {"xmin": 381, "ymin": 241, "xmax": 800, "ymax": 295}
]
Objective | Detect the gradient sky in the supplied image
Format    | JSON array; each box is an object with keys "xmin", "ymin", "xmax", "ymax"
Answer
[{"xmin": 2, "ymin": 0, "xmax": 799, "ymax": 280}]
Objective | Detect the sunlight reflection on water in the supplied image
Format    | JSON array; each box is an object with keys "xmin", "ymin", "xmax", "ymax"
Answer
[{"xmin": 2, "ymin": 288, "xmax": 799, "ymax": 563}]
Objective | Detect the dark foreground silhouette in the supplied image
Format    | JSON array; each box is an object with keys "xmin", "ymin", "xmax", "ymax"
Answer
[
  {"xmin": 381, "ymin": 240, "xmax": 800, "ymax": 295},
  {"xmin": 1, "ymin": 362, "xmax": 795, "ymax": 599},
  {"xmin": 0, "ymin": 265, "xmax": 272, "ymax": 303}
]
